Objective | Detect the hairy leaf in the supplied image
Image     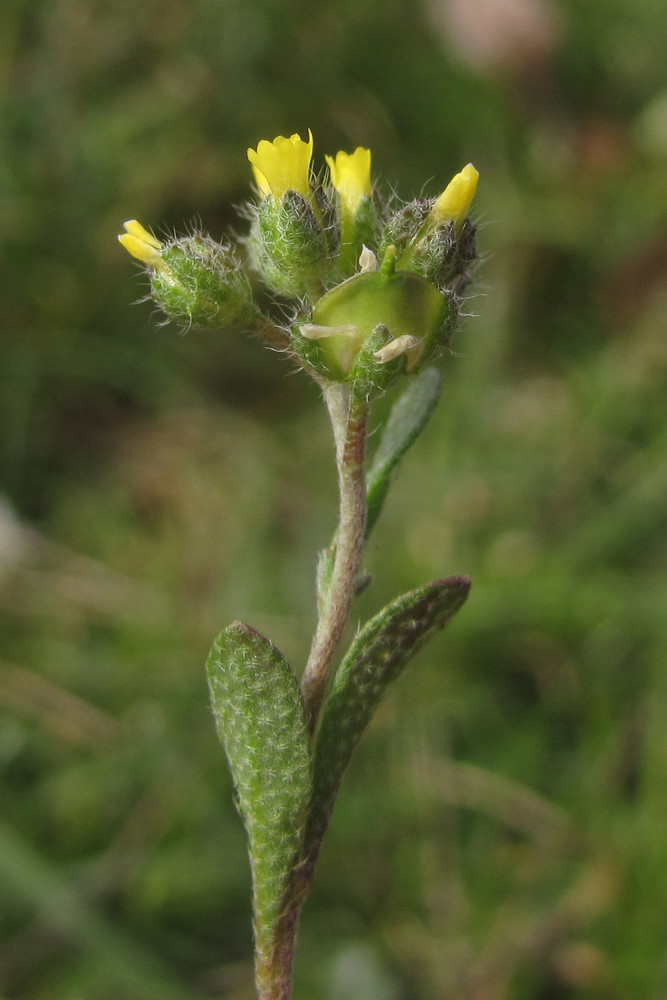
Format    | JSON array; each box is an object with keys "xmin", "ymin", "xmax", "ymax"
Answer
[
  {"xmin": 366, "ymin": 366, "xmax": 442, "ymax": 536},
  {"xmin": 207, "ymin": 623, "xmax": 311, "ymax": 965},
  {"xmin": 304, "ymin": 576, "xmax": 470, "ymax": 862}
]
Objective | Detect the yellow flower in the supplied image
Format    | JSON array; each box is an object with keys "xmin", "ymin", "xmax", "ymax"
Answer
[
  {"xmin": 325, "ymin": 147, "xmax": 372, "ymax": 219},
  {"xmin": 247, "ymin": 130, "xmax": 314, "ymax": 199},
  {"xmin": 118, "ymin": 220, "xmax": 164, "ymax": 268},
  {"xmin": 431, "ymin": 164, "xmax": 479, "ymax": 230}
]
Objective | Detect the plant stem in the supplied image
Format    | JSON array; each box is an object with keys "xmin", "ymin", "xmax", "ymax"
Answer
[
  {"xmin": 251, "ymin": 312, "xmax": 291, "ymax": 350},
  {"xmin": 258, "ymin": 385, "xmax": 368, "ymax": 1000},
  {"xmin": 256, "ymin": 897, "xmax": 303, "ymax": 1000},
  {"xmin": 301, "ymin": 383, "xmax": 369, "ymax": 731}
]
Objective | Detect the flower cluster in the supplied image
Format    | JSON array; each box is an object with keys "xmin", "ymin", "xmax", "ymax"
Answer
[
  {"xmin": 245, "ymin": 131, "xmax": 377, "ymax": 300},
  {"xmin": 119, "ymin": 130, "xmax": 478, "ymax": 395}
]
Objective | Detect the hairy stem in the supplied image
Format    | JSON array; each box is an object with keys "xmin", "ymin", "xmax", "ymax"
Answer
[
  {"xmin": 255, "ymin": 886, "xmax": 307, "ymax": 1000},
  {"xmin": 301, "ymin": 383, "xmax": 369, "ymax": 731},
  {"xmin": 257, "ymin": 385, "xmax": 368, "ymax": 1000},
  {"xmin": 251, "ymin": 312, "xmax": 291, "ymax": 350}
]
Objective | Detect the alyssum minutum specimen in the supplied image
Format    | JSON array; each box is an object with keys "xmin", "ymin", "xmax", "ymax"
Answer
[{"xmin": 119, "ymin": 130, "xmax": 479, "ymax": 1000}]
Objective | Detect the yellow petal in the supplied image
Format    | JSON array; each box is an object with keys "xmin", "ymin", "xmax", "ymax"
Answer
[
  {"xmin": 249, "ymin": 163, "xmax": 271, "ymax": 197},
  {"xmin": 122, "ymin": 220, "xmax": 162, "ymax": 250},
  {"xmin": 118, "ymin": 234, "xmax": 162, "ymax": 268},
  {"xmin": 118, "ymin": 220, "xmax": 164, "ymax": 267},
  {"xmin": 247, "ymin": 130, "xmax": 314, "ymax": 199},
  {"xmin": 325, "ymin": 147, "xmax": 371, "ymax": 217},
  {"xmin": 432, "ymin": 164, "xmax": 479, "ymax": 229}
]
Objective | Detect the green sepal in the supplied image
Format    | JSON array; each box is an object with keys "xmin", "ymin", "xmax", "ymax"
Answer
[
  {"xmin": 206, "ymin": 623, "xmax": 312, "ymax": 965},
  {"xmin": 249, "ymin": 191, "xmax": 335, "ymax": 299},
  {"xmin": 400, "ymin": 218, "xmax": 478, "ymax": 291},
  {"xmin": 335, "ymin": 193, "xmax": 379, "ymax": 276},
  {"xmin": 378, "ymin": 198, "xmax": 430, "ymax": 261},
  {"xmin": 303, "ymin": 576, "xmax": 470, "ymax": 863},
  {"xmin": 380, "ymin": 196, "xmax": 478, "ymax": 291},
  {"xmin": 366, "ymin": 366, "xmax": 442, "ymax": 537},
  {"xmin": 347, "ymin": 323, "xmax": 407, "ymax": 399},
  {"xmin": 153, "ymin": 235, "xmax": 254, "ymax": 328}
]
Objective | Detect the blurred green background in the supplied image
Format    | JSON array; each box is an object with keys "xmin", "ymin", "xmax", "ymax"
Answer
[{"xmin": 2, "ymin": 0, "xmax": 667, "ymax": 997}]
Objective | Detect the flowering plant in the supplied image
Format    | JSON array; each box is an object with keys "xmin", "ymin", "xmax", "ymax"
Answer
[{"xmin": 120, "ymin": 130, "xmax": 479, "ymax": 1000}]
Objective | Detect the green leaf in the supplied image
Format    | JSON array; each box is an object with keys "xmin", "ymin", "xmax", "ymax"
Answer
[
  {"xmin": 304, "ymin": 576, "xmax": 470, "ymax": 863},
  {"xmin": 366, "ymin": 366, "xmax": 442, "ymax": 537},
  {"xmin": 206, "ymin": 623, "xmax": 311, "ymax": 965}
]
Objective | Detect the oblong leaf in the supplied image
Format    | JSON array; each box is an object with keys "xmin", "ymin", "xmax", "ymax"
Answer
[
  {"xmin": 305, "ymin": 576, "xmax": 470, "ymax": 862},
  {"xmin": 206, "ymin": 623, "xmax": 311, "ymax": 965},
  {"xmin": 366, "ymin": 366, "xmax": 442, "ymax": 537}
]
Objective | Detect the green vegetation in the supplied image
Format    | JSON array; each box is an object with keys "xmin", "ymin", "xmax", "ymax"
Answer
[{"xmin": 2, "ymin": 0, "xmax": 667, "ymax": 997}]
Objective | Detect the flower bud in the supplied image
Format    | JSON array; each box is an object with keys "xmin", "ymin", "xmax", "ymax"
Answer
[
  {"xmin": 246, "ymin": 132, "xmax": 338, "ymax": 299},
  {"xmin": 325, "ymin": 148, "xmax": 377, "ymax": 276},
  {"xmin": 118, "ymin": 220, "xmax": 164, "ymax": 268},
  {"xmin": 118, "ymin": 222, "xmax": 254, "ymax": 328},
  {"xmin": 431, "ymin": 164, "xmax": 479, "ymax": 230},
  {"xmin": 248, "ymin": 189, "xmax": 337, "ymax": 300},
  {"xmin": 380, "ymin": 164, "xmax": 479, "ymax": 291}
]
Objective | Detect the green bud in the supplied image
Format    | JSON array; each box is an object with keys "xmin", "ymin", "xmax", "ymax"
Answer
[
  {"xmin": 154, "ymin": 234, "xmax": 254, "ymax": 328},
  {"xmin": 324, "ymin": 147, "xmax": 377, "ymax": 278},
  {"xmin": 401, "ymin": 217, "xmax": 478, "ymax": 291},
  {"xmin": 379, "ymin": 204, "xmax": 478, "ymax": 292},
  {"xmin": 248, "ymin": 190, "xmax": 338, "ymax": 300},
  {"xmin": 378, "ymin": 164, "xmax": 479, "ymax": 292}
]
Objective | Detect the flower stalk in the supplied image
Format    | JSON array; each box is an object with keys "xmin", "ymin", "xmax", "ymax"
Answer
[{"xmin": 301, "ymin": 383, "xmax": 369, "ymax": 730}]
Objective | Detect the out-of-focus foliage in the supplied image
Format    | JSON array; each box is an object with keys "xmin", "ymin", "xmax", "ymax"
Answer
[{"xmin": 2, "ymin": 0, "xmax": 667, "ymax": 998}]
